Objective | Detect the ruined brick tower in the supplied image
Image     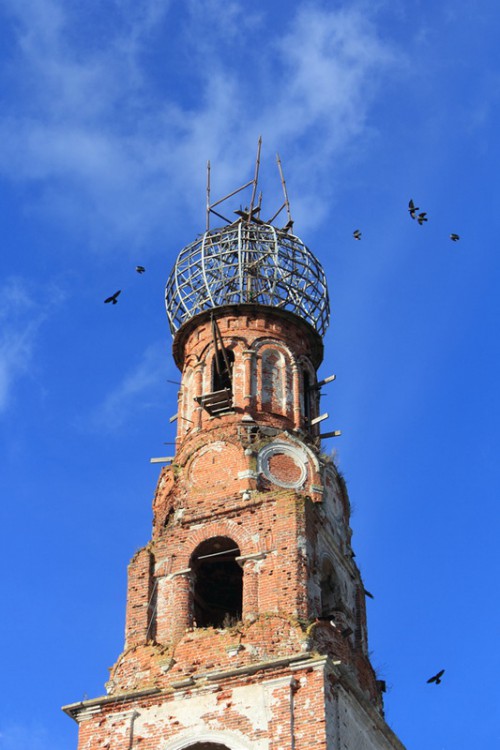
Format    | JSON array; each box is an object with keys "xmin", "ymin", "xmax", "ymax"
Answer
[{"xmin": 63, "ymin": 154, "xmax": 405, "ymax": 749}]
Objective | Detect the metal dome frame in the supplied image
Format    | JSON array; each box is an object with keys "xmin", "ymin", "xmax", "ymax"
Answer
[{"xmin": 165, "ymin": 220, "xmax": 330, "ymax": 336}]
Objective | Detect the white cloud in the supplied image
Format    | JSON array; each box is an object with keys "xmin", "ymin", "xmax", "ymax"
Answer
[
  {"xmin": 86, "ymin": 343, "xmax": 166, "ymax": 431},
  {"xmin": 0, "ymin": 278, "xmax": 62, "ymax": 413},
  {"xmin": 0, "ymin": 1, "xmax": 400, "ymax": 243}
]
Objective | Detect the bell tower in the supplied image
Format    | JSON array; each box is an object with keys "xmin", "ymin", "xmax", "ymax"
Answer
[{"xmin": 63, "ymin": 153, "xmax": 406, "ymax": 750}]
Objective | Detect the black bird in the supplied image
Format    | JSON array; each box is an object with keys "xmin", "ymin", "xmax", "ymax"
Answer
[
  {"xmin": 364, "ymin": 589, "xmax": 374, "ymax": 599},
  {"xmin": 104, "ymin": 290, "xmax": 121, "ymax": 305},
  {"xmin": 353, "ymin": 229, "xmax": 362, "ymax": 240},
  {"xmin": 417, "ymin": 212, "xmax": 428, "ymax": 225},
  {"xmin": 136, "ymin": 265, "xmax": 146, "ymax": 274},
  {"xmin": 408, "ymin": 199, "xmax": 419, "ymax": 219},
  {"xmin": 450, "ymin": 233, "xmax": 460, "ymax": 242},
  {"xmin": 427, "ymin": 669, "xmax": 445, "ymax": 685}
]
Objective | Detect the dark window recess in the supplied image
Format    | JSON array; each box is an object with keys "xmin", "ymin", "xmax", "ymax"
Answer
[
  {"xmin": 320, "ymin": 566, "xmax": 344, "ymax": 616},
  {"xmin": 212, "ymin": 348, "xmax": 234, "ymax": 392},
  {"xmin": 196, "ymin": 349, "xmax": 234, "ymax": 416},
  {"xmin": 191, "ymin": 537, "xmax": 242, "ymax": 628},
  {"xmin": 164, "ymin": 507, "xmax": 175, "ymax": 528}
]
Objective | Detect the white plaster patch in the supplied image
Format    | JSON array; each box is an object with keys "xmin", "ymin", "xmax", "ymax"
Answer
[
  {"xmin": 162, "ymin": 727, "xmax": 258, "ymax": 749},
  {"xmin": 232, "ymin": 683, "xmax": 271, "ymax": 731},
  {"xmin": 133, "ymin": 683, "xmax": 272, "ymax": 750},
  {"xmin": 335, "ymin": 688, "xmax": 402, "ymax": 750}
]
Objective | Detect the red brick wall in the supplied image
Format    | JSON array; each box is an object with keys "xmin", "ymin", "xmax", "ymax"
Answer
[{"xmin": 68, "ymin": 306, "xmax": 392, "ymax": 750}]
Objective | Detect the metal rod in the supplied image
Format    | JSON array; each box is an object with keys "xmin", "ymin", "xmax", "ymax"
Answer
[
  {"xmin": 211, "ymin": 313, "xmax": 232, "ymax": 383},
  {"xmin": 276, "ymin": 153, "xmax": 292, "ymax": 226},
  {"xmin": 196, "ymin": 547, "xmax": 240, "ymax": 561},
  {"xmin": 210, "ymin": 180, "xmax": 254, "ymax": 208},
  {"xmin": 209, "ymin": 207, "xmax": 233, "ymax": 224},
  {"xmin": 211, "ymin": 315, "xmax": 222, "ymax": 377},
  {"xmin": 206, "ymin": 160, "xmax": 211, "ymax": 231},
  {"xmin": 248, "ymin": 136, "xmax": 262, "ymax": 223},
  {"xmin": 319, "ymin": 430, "xmax": 342, "ymax": 439},
  {"xmin": 267, "ymin": 201, "xmax": 286, "ymax": 225}
]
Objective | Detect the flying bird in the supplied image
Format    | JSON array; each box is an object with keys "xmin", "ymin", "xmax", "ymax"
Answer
[
  {"xmin": 417, "ymin": 212, "xmax": 428, "ymax": 225},
  {"xmin": 427, "ymin": 669, "xmax": 445, "ymax": 685},
  {"xmin": 353, "ymin": 229, "xmax": 362, "ymax": 240},
  {"xmin": 136, "ymin": 265, "xmax": 146, "ymax": 273},
  {"xmin": 450, "ymin": 233, "xmax": 460, "ymax": 242},
  {"xmin": 408, "ymin": 199, "xmax": 419, "ymax": 219},
  {"xmin": 104, "ymin": 290, "xmax": 121, "ymax": 305}
]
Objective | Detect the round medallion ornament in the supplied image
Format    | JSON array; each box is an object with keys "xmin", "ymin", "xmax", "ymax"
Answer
[{"xmin": 258, "ymin": 442, "xmax": 308, "ymax": 489}]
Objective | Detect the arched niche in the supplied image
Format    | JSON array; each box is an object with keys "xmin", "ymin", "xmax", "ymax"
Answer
[
  {"xmin": 256, "ymin": 344, "xmax": 293, "ymax": 417},
  {"xmin": 190, "ymin": 537, "xmax": 242, "ymax": 628},
  {"xmin": 320, "ymin": 557, "xmax": 343, "ymax": 616}
]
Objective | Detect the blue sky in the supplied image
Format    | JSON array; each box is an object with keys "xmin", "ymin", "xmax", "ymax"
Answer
[{"xmin": 1, "ymin": 1, "xmax": 499, "ymax": 748}]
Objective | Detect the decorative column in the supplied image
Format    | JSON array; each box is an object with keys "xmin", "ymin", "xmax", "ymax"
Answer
[
  {"xmin": 193, "ymin": 361, "xmax": 204, "ymax": 431},
  {"xmin": 154, "ymin": 570, "xmax": 172, "ymax": 644},
  {"xmin": 237, "ymin": 553, "xmax": 265, "ymax": 622},
  {"xmin": 168, "ymin": 568, "xmax": 193, "ymax": 640},
  {"xmin": 242, "ymin": 350, "xmax": 254, "ymax": 412},
  {"xmin": 292, "ymin": 364, "xmax": 302, "ymax": 429}
]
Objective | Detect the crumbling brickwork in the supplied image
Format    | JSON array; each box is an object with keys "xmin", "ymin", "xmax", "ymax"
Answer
[{"xmin": 64, "ymin": 306, "xmax": 405, "ymax": 749}]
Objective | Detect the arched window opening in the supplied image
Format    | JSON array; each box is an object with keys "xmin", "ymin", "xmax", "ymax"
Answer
[
  {"xmin": 212, "ymin": 348, "xmax": 234, "ymax": 393},
  {"xmin": 197, "ymin": 349, "xmax": 235, "ymax": 416},
  {"xmin": 320, "ymin": 560, "xmax": 342, "ymax": 616},
  {"xmin": 191, "ymin": 537, "xmax": 242, "ymax": 628},
  {"xmin": 302, "ymin": 367, "xmax": 318, "ymax": 428},
  {"xmin": 303, "ymin": 370, "xmax": 311, "ymax": 423},
  {"xmin": 182, "ymin": 744, "xmax": 231, "ymax": 750},
  {"xmin": 261, "ymin": 348, "xmax": 284, "ymax": 413}
]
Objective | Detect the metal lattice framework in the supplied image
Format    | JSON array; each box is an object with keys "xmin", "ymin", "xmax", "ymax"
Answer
[{"xmin": 165, "ymin": 221, "xmax": 330, "ymax": 336}]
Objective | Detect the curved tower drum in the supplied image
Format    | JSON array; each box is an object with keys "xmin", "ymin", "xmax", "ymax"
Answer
[{"xmin": 63, "ymin": 168, "xmax": 406, "ymax": 750}]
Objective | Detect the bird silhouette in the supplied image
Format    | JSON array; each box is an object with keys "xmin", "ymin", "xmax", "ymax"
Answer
[
  {"xmin": 450, "ymin": 234, "xmax": 460, "ymax": 242},
  {"xmin": 104, "ymin": 290, "xmax": 121, "ymax": 305},
  {"xmin": 408, "ymin": 199, "xmax": 419, "ymax": 219},
  {"xmin": 417, "ymin": 212, "xmax": 428, "ymax": 225},
  {"xmin": 353, "ymin": 229, "xmax": 362, "ymax": 240},
  {"xmin": 427, "ymin": 669, "xmax": 445, "ymax": 685},
  {"xmin": 136, "ymin": 265, "xmax": 146, "ymax": 273}
]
